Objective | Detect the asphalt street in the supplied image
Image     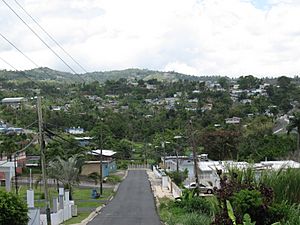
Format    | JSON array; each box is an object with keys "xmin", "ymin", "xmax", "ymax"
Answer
[{"xmin": 88, "ymin": 170, "xmax": 161, "ymax": 225}]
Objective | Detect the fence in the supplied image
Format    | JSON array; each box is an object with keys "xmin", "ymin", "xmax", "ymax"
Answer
[
  {"xmin": 153, "ymin": 166, "xmax": 162, "ymax": 178},
  {"xmin": 127, "ymin": 164, "xmax": 151, "ymax": 169}
]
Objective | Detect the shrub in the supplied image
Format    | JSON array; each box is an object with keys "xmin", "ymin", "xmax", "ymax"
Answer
[
  {"xmin": 260, "ymin": 168, "xmax": 300, "ymax": 204},
  {"xmin": 167, "ymin": 169, "xmax": 188, "ymax": 186},
  {"xmin": 181, "ymin": 197, "xmax": 212, "ymax": 215},
  {"xmin": 231, "ymin": 189, "xmax": 263, "ymax": 217},
  {"xmin": 106, "ymin": 175, "xmax": 122, "ymax": 184},
  {"xmin": 0, "ymin": 190, "xmax": 29, "ymax": 225},
  {"xmin": 181, "ymin": 213, "xmax": 212, "ymax": 225}
]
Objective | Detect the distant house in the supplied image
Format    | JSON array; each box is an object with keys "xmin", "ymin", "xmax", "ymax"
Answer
[
  {"xmin": 146, "ymin": 84, "xmax": 156, "ymax": 90},
  {"xmin": 81, "ymin": 150, "xmax": 117, "ymax": 177},
  {"xmin": 65, "ymin": 127, "xmax": 84, "ymax": 134},
  {"xmin": 74, "ymin": 137, "xmax": 93, "ymax": 146},
  {"xmin": 0, "ymin": 122, "xmax": 24, "ymax": 134},
  {"xmin": 1, "ymin": 97, "xmax": 26, "ymax": 108},
  {"xmin": 201, "ymin": 103, "xmax": 213, "ymax": 112},
  {"xmin": 225, "ymin": 117, "xmax": 241, "ymax": 124}
]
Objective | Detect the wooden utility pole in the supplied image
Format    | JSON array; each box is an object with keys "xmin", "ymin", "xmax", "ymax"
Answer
[
  {"xmin": 37, "ymin": 95, "xmax": 51, "ymax": 225},
  {"xmin": 99, "ymin": 130, "xmax": 103, "ymax": 196},
  {"xmin": 189, "ymin": 120, "xmax": 200, "ymax": 187}
]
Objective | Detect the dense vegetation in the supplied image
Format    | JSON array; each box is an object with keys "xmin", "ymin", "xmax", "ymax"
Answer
[
  {"xmin": 160, "ymin": 168, "xmax": 300, "ymax": 225},
  {"xmin": 1, "ymin": 69, "xmax": 300, "ymax": 224},
  {"xmin": 0, "ymin": 191, "xmax": 29, "ymax": 225},
  {"xmin": 1, "ymin": 70, "xmax": 300, "ymax": 164}
]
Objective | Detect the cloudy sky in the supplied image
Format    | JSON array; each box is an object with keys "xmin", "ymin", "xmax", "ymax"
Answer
[{"xmin": 0, "ymin": 0, "xmax": 300, "ymax": 77}]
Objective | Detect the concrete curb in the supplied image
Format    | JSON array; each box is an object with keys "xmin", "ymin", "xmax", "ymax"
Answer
[
  {"xmin": 68, "ymin": 170, "xmax": 128, "ymax": 225},
  {"xmin": 147, "ymin": 170, "xmax": 165, "ymax": 225}
]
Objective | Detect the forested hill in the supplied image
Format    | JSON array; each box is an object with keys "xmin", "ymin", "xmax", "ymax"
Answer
[{"xmin": 0, "ymin": 67, "xmax": 223, "ymax": 83}]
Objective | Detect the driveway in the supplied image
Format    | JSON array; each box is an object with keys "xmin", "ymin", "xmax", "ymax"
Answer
[{"xmin": 88, "ymin": 170, "xmax": 161, "ymax": 225}]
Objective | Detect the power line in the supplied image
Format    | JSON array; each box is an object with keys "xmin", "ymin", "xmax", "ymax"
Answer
[
  {"xmin": 14, "ymin": 0, "xmax": 89, "ymax": 74},
  {"xmin": 0, "ymin": 32, "xmax": 42, "ymax": 86},
  {"xmin": 1, "ymin": 0, "xmax": 85, "ymax": 82},
  {"xmin": 0, "ymin": 32, "xmax": 39, "ymax": 68},
  {"xmin": 0, "ymin": 55, "xmax": 17, "ymax": 70}
]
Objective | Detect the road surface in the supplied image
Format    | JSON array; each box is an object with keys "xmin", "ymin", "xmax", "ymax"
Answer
[{"xmin": 88, "ymin": 170, "xmax": 161, "ymax": 225}]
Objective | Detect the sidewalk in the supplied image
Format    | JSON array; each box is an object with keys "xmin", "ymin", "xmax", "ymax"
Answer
[{"xmin": 147, "ymin": 170, "xmax": 173, "ymax": 200}]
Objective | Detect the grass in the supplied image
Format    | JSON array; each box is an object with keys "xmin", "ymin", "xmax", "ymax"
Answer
[
  {"xmin": 61, "ymin": 212, "xmax": 90, "ymax": 225},
  {"xmin": 259, "ymin": 168, "xmax": 300, "ymax": 204},
  {"xmin": 0, "ymin": 186, "xmax": 113, "ymax": 208},
  {"xmin": 158, "ymin": 197, "xmax": 212, "ymax": 225}
]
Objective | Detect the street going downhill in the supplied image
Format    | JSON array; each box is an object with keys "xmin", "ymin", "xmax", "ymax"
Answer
[{"xmin": 88, "ymin": 170, "xmax": 161, "ymax": 225}]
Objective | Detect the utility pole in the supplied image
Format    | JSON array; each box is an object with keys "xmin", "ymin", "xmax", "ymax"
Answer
[
  {"xmin": 37, "ymin": 95, "xmax": 51, "ymax": 225},
  {"xmin": 189, "ymin": 120, "xmax": 200, "ymax": 187},
  {"xmin": 14, "ymin": 153, "xmax": 18, "ymax": 195},
  {"xmin": 99, "ymin": 129, "xmax": 103, "ymax": 196}
]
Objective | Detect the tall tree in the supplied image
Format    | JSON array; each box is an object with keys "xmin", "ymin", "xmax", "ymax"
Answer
[
  {"xmin": 287, "ymin": 112, "xmax": 300, "ymax": 158},
  {"xmin": 47, "ymin": 154, "xmax": 84, "ymax": 200}
]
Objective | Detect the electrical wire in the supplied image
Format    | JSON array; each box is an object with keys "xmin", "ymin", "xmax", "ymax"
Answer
[
  {"xmin": 0, "ymin": 55, "xmax": 18, "ymax": 70},
  {"xmin": 0, "ymin": 32, "xmax": 39, "ymax": 68},
  {"xmin": 44, "ymin": 127, "xmax": 91, "ymax": 151},
  {"xmin": 14, "ymin": 0, "xmax": 88, "ymax": 74},
  {"xmin": 1, "ymin": 0, "xmax": 85, "ymax": 82}
]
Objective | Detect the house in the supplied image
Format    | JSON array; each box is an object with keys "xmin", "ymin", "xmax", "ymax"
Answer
[
  {"xmin": 201, "ymin": 103, "xmax": 213, "ymax": 112},
  {"xmin": 164, "ymin": 154, "xmax": 300, "ymax": 188},
  {"xmin": 1, "ymin": 97, "xmax": 26, "ymax": 108},
  {"xmin": 74, "ymin": 137, "xmax": 93, "ymax": 146},
  {"xmin": 225, "ymin": 117, "xmax": 241, "ymax": 124},
  {"xmin": 65, "ymin": 127, "xmax": 84, "ymax": 134},
  {"xmin": 81, "ymin": 150, "xmax": 117, "ymax": 177},
  {"xmin": 0, "ymin": 161, "xmax": 15, "ymax": 192},
  {"xmin": 1, "ymin": 97, "xmax": 25, "ymax": 104}
]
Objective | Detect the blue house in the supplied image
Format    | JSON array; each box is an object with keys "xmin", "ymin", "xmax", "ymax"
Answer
[{"xmin": 81, "ymin": 150, "xmax": 117, "ymax": 177}]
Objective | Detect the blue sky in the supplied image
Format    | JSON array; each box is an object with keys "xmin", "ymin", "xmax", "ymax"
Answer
[{"xmin": 251, "ymin": 0, "xmax": 271, "ymax": 10}]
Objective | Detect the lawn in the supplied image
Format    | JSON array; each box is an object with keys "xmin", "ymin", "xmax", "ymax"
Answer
[
  {"xmin": 0, "ymin": 185, "xmax": 113, "ymax": 209},
  {"xmin": 61, "ymin": 212, "xmax": 90, "ymax": 225}
]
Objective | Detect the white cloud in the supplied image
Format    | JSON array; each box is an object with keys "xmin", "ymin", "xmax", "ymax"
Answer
[{"xmin": 0, "ymin": 0, "xmax": 300, "ymax": 77}]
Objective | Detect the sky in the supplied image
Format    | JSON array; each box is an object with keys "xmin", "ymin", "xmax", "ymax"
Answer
[{"xmin": 0, "ymin": 0, "xmax": 300, "ymax": 77}]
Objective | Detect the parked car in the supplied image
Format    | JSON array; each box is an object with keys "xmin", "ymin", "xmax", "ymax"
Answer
[{"xmin": 184, "ymin": 182, "xmax": 214, "ymax": 194}]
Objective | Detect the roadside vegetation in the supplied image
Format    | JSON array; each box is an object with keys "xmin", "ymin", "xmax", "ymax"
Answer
[{"xmin": 159, "ymin": 168, "xmax": 300, "ymax": 225}]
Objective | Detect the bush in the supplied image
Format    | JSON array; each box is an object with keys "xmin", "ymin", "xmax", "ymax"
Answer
[
  {"xmin": 231, "ymin": 189, "xmax": 263, "ymax": 216},
  {"xmin": 180, "ymin": 197, "xmax": 212, "ymax": 215},
  {"xmin": 167, "ymin": 169, "xmax": 188, "ymax": 186},
  {"xmin": 0, "ymin": 190, "xmax": 29, "ymax": 225},
  {"xmin": 181, "ymin": 213, "xmax": 212, "ymax": 225},
  {"xmin": 106, "ymin": 175, "xmax": 122, "ymax": 184}
]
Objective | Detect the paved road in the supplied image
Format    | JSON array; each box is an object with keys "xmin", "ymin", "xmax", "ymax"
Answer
[{"xmin": 88, "ymin": 170, "xmax": 161, "ymax": 225}]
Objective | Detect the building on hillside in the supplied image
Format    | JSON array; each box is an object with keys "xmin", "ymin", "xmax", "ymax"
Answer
[
  {"xmin": 225, "ymin": 117, "xmax": 241, "ymax": 124},
  {"xmin": 74, "ymin": 137, "xmax": 93, "ymax": 147},
  {"xmin": 81, "ymin": 150, "xmax": 117, "ymax": 177},
  {"xmin": 65, "ymin": 127, "xmax": 84, "ymax": 134},
  {"xmin": 1, "ymin": 97, "xmax": 26, "ymax": 108}
]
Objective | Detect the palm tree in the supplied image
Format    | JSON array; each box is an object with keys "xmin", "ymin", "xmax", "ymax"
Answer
[
  {"xmin": 287, "ymin": 112, "xmax": 300, "ymax": 158},
  {"xmin": 47, "ymin": 154, "xmax": 84, "ymax": 200}
]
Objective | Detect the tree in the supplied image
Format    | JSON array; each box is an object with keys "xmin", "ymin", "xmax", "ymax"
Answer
[
  {"xmin": 47, "ymin": 154, "xmax": 84, "ymax": 200},
  {"xmin": 199, "ymin": 129, "xmax": 241, "ymax": 160},
  {"xmin": 287, "ymin": 112, "xmax": 300, "ymax": 157},
  {"xmin": 0, "ymin": 190, "xmax": 28, "ymax": 225},
  {"xmin": 237, "ymin": 75, "xmax": 260, "ymax": 90},
  {"xmin": 218, "ymin": 77, "xmax": 230, "ymax": 89}
]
